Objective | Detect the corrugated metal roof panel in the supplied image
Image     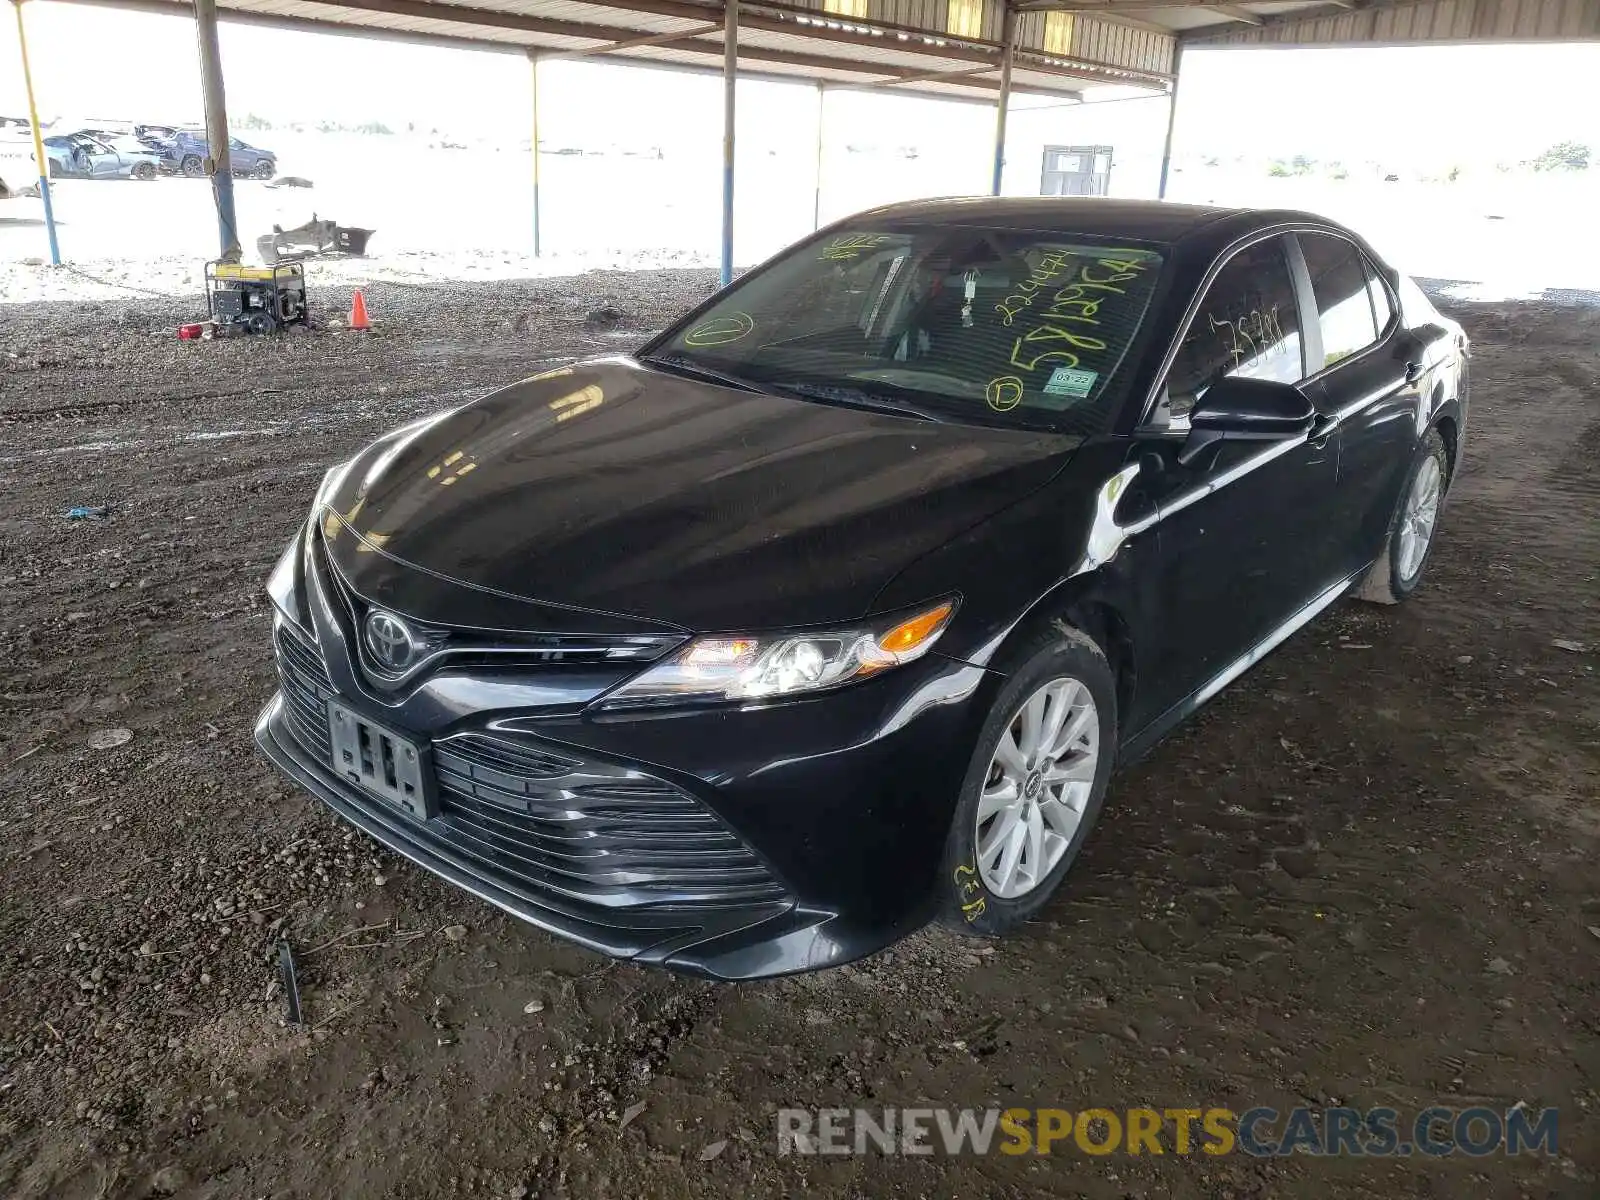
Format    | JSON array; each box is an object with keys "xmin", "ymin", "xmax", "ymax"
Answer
[
  {"xmin": 203, "ymin": 0, "xmax": 1167, "ymax": 89},
  {"xmin": 1187, "ymin": 0, "xmax": 1600, "ymax": 44}
]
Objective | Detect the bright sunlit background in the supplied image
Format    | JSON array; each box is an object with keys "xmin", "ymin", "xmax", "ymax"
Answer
[{"xmin": 3, "ymin": 1, "xmax": 1598, "ymax": 296}]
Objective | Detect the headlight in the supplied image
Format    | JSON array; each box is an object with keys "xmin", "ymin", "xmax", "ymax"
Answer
[{"xmin": 602, "ymin": 599, "xmax": 957, "ymax": 707}]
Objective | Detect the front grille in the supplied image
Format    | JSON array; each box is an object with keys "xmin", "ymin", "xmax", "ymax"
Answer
[
  {"xmin": 317, "ymin": 545, "xmax": 681, "ymax": 677},
  {"xmin": 274, "ymin": 619, "xmax": 333, "ymax": 763},
  {"xmin": 433, "ymin": 733, "xmax": 787, "ymax": 908}
]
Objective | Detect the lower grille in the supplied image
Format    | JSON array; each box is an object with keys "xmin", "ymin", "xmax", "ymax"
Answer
[
  {"xmin": 433, "ymin": 733, "xmax": 787, "ymax": 909},
  {"xmin": 267, "ymin": 624, "xmax": 787, "ymax": 912},
  {"xmin": 275, "ymin": 619, "xmax": 332, "ymax": 762}
]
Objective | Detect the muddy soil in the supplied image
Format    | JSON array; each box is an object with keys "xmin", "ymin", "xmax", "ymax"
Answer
[{"xmin": 1, "ymin": 273, "xmax": 1596, "ymax": 1199}]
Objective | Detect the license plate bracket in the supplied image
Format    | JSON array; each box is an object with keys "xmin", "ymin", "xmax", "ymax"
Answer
[{"xmin": 328, "ymin": 703, "xmax": 437, "ymax": 820}]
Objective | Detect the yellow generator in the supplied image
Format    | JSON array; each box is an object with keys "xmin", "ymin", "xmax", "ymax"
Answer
[{"xmin": 206, "ymin": 260, "xmax": 307, "ymax": 334}]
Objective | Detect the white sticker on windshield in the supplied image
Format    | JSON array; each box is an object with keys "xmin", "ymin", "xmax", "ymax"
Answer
[{"xmin": 1043, "ymin": 366, "xmax": 1097, "ymax": 398}]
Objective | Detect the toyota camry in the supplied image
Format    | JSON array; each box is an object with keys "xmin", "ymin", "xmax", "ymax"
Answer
[{"xmin": 256, "ymin": 198, "xmax": 1468, "ymax": 979}]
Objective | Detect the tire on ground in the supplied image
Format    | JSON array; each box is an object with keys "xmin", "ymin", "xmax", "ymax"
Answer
[{"xmin": 936, "ymin": 620, "xmax": 1117, "ymax": 937}]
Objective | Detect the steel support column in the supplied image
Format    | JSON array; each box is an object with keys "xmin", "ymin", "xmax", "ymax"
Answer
[
  {"xmin": 991, "ymin": 5, "xmax": 1016, "ymax": 196},
  {"xmin": 1157, "ymin": 42, "xmax": 1183, "ymax": 199},
  {"xmin": 10, "ymin": 0, "xmax": 59, "ymax": 266},
  {"xmin": 530, "ymin": 52, "xmax": 542, "ymax": 256},
  {"xmin": 719, "ymin": 0, "xmax": 737, "ymax": 285},
  {"xmin": 812, "ymin": 81, "xmax": 825, "ymax": 231},
  {"xmin": 192, "ymin": 0, "xmax": 240, "ymax": 260}
]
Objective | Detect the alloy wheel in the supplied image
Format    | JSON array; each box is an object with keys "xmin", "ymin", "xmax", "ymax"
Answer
[
  {"xmin": 1397, "ymin": 455, "xmax": 1443, "ymax": 582},
  {"xmin": 976, "ymin": 676, "xmax": 1099, "ymax": 899}
]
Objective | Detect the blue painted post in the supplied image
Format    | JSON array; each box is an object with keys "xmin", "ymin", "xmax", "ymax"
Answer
[
  {"xmin": 720, "ymin": 0, "xmax": 737, "ymax": 286},
  {"xmin": 12, "ymin": 0, "xmax": 60, "ymax": 266},
  {"xmin": 192, "ymin": 0, "xmax": 241, "ymax": 261}
]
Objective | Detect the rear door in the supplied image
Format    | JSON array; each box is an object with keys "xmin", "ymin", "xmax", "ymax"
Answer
[
  {"xmin": 1293, "ymin": 231, "xmax": 1422, "ymax": 578},
  {"xmin": 1122, "ymin": 233, "xmax": 1341, "ymax": 730}
]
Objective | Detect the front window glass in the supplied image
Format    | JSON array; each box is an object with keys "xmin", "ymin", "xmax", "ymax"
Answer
[
  {"xmin": 1165, "ymin": 235, "xmax": 1304, "ymax": 417},
  {"xmin": 652, "ymin": 226, "xmax": 1165, "ymax": 432}
]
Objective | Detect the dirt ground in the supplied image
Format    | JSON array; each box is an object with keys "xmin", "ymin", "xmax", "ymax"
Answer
[{"xmin": 1, "ymin": 271, "xmax": 1595, "ymax": 1199}]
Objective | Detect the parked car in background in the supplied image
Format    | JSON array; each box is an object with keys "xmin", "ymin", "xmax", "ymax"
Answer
[
  {"xmin": 155, "ymin": 129, "xmax": 276, "ymax": 179},
  {"xmin": 43, "ymin": 132, "xmax": 163, "ymax": 180},
  {"xmin": 0, "ymin": 135, "xmax": 40, "ymax": 199},
  {"xmin": 255, "ymin": 198, "xmax": 1469, "ymax": 979}
]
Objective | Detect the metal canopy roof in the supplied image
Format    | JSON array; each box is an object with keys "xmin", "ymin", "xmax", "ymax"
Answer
[
  {"xmin": 94, "ymin": 0, "xmax": 1178, "ymax": 102},
  {"xmin": 73, "ymin": 0, "xmax": 1600, "ymax": 112},
  {"xmin": 89, "ymin": 0, "xmax": 1600, "ymax": 114},
  {"xmin": 1024, "ymin": 0, "xmax": 1600, "ymax": 47}
]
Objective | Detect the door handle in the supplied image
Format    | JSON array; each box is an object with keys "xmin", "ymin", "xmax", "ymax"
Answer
[{"xmin": 1404, "ymin": 360, "xmax": 1424, "ymax": 385}]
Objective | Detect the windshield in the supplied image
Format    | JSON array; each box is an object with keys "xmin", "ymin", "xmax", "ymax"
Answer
[{"xmin": 649, "ymin": 225, "xmax": 1165, "ymax": 432}]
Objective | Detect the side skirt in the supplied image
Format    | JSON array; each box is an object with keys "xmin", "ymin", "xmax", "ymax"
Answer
[{"xmin": 1117, "ymin": 569, "xmax": 1364, "ymax": 767}]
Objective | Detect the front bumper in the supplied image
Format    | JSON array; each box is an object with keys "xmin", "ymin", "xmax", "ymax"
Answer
[{"xmin": 256, "ymin": 629, "xmax": 995, "ymax": 979}]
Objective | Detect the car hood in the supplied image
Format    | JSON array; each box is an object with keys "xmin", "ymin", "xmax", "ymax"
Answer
[{"xmin": 319, "ymin": 358, "xmax": 1083, "ymax": 632}]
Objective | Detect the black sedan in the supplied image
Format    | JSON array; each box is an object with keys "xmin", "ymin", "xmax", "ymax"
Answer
[{"xmin": 255, "ymin": 198, "xmax": 1467, "ymax": 978}]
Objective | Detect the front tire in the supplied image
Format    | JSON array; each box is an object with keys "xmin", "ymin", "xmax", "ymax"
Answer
[
  {"xmin": 132, "ymin": 162, "xmax": 156, "ymax": 181},
  {"xmin": 1356, "ymin": 428, "xmax": 1448, "ymax": 605},
  {"xmin": 181, "ymin": 154, "xmax": 203, "ymax": 177},
  {"xmin": 937, "ymin": 624, "xmax": 1117, "ymax": 937}
]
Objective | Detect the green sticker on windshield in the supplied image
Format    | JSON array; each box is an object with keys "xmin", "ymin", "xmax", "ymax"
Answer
[{"xmin": 1043, "ymin": 366, "xmax": 1097, "ymax": 398}]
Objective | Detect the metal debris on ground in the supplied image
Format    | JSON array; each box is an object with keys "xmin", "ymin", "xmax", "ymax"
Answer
[
  {"xmin": 277, "ymin": 939, "xmax": 303, "ymax": 1025},
  {"xmin": 257, "ymin": 215, "xmax": 375, "ymax": 265},
  {"xmin": 86, "ymin": 728, "xmax": 132, "ymax": 750},
  {"xmin": 64, "ymin": 505, "xmax": 109, "ymax": 520}
]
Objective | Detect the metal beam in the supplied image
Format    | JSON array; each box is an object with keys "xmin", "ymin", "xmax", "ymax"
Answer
[
  {"xmin": 540, "ymin": 20, "xmax": 721, "ymax": 59},
  {"xmin": 812, "ymin": 80, "xmax": 824, "ymax": 230},
  {"xmin": 991, "ymin": 5, "xmax": 1016, "ymax": 195},
  {"xmin": 874, "ymin": 62, "xmax": 998, "ymax": 87},
  {"xmin": 720, "ymin": 0, "xmax": 736, "ymax": 286},
  {"xmin": 10, "ymin": 0, "xmax": 60, "ymax": 266},
  {"xmin": 1210, "ymin": 3, "xmax": 1263, "ymax": 22},
  {"xmin": 529, "ymin": 52, "xmax": 542, "ymax": 256},
  {"xmin": 193, "ymin": 0, "xmax": 240, "ymax": 262},
  {"xmin": 1157, "ymin": 40, "xmax": 1182, "ymax": 197}
]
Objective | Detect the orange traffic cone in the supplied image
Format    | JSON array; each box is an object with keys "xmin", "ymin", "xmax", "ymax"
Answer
[{"xmin": 349, "ymin": 289, "xmax": 371, "ymax": 331}]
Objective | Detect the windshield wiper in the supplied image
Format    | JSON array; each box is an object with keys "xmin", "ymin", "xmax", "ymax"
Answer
[
  {"xmin": 636, "ymin": 352, "xmax": 775, "ymax": 396},
  {"xmin": 769, "ymin": 380, "xmax": 944, "ymax": 423}
]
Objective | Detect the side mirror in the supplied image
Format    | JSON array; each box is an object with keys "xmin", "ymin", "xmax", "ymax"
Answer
[{"xmin": 1179, "ymin": 376, "xmax": 1316, "ymax": 466}]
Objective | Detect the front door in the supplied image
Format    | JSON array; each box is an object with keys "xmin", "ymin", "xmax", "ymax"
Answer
[
  {"xmin": 80, "ymin": 140, "xmax": 118, "ymax": 178},
  {"xmin": 1122, "ymin": 234, "xmax": 1341, "ymax": 731}
]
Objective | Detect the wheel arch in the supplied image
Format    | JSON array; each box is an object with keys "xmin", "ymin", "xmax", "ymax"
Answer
[{"xmin": 985, "ymin": 577, "xmax": 1138, "ymax": 740}]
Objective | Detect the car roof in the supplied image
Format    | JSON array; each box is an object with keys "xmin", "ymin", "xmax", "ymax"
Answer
[{"xmin": 847, "ymin": 196, "xmax": 1353, "ymax": 259}]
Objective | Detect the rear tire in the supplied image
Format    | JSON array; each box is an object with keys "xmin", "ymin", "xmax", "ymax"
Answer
[
  {"xmin": 1356, "ymin": 429, "xmax": 1448, "ymax": 605},
  {"xmin": 937, "ymin": 623, "xmax": 1117, "ymax": 937}
]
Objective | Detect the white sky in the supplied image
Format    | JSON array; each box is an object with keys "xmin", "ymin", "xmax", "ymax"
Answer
[{"xmin": 3, "ymin": 1, "xmax": 1598, "ymax": 164}]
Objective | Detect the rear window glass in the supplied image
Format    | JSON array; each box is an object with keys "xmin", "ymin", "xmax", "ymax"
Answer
[{"xmin": 656, "ymin": 227, "xmax": 1165, "ymax": 433}]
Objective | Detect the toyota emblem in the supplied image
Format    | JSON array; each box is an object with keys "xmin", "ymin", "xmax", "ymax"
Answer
[{"xmin": 364, "ymin": 610, "xmax": 416, "ymax": 673}]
